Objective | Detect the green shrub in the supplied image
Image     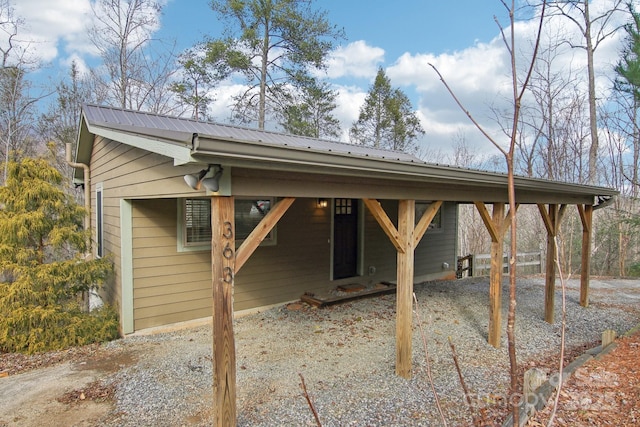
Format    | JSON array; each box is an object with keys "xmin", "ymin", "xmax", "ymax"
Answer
[
  {"xmin": 0, "ymin": 158, "xmax": 118, "ymax": 354},
  {"xmin": 0, "ymin": 302, "xmax": 119, "ymax": 354}
]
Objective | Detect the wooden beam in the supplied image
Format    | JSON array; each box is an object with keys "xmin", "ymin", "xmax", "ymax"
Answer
[
  {"xmin": 577, "ymin": 204, "xmax": 593, "ymax": 307},
  {"xmin": 235, "ymin": 197, "xmax": 295, "ymax": 272},
  {"xmin": 211, "ymin": 196, "xmax": 237, "ymax": 427},
  {"xmin": 474, "ymin": 202, "xmax": 512, "ymax": 348},
  {"xmin": 488, "ymin": 203, "xmax": 505, "ymax": 348},
  {"xmin": 413, "ymin": 200, "xmax": 443, "ymax": 246},
  {"xmin": 363, "ymin": 198, "xmax": 404, "ymax": 253},
  {"xmin": 474, "ymin": 201, "xmax": 499, "ymax": 242},
  {"xmin": 301, "ymin": 284, "xmax": 397, "ymax": 307},
  {"xmin": 396, "ymin": 199, "xmax": 415, "ymax": 378},
  {"xmin": 540, "ymin": 204, "xmax": 559, "ymax": 324},
  {"xmin": 363, "ymin": 198, "xmax": 419, "ymax": 377},
  {"xmin": 537, "ymin": 203, "xmax": 554, "ymax": 234}
]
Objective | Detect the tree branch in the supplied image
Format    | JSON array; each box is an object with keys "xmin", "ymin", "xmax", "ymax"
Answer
[
  {"xmin": 429, "ymin": 63, "xmax": 507, "ymax": 157},
  {"xmin": 299, "ymin": 373, "xmax": 322, "ymax": 427}
]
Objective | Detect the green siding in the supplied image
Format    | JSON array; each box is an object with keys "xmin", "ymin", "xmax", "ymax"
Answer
[{"xmin": 130, "ymin": 198, "xmax": 457, "ymax": 330}]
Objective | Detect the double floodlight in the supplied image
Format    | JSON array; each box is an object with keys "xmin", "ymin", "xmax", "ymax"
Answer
[{"xmin": 184, "ymin": 164, "xmax": 224, "ymax": 192}]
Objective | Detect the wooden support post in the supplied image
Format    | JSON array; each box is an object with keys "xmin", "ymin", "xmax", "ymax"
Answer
[
  {"xmin": 474, "ymin": 201, "xmax": 511, "ymax": 348},
  {"xmin": 211, "ymin": 196, "xmax": 237, "ymax": 427},
  {"xmin": 537, "ymin": 204, "xmax": 566, "ymax": 324},
  {"xmin": 364, "ymin": 198, "xmax": 442, "ymax": 379},
  {"xmin": 578, "ymin": 204, "xmax": 593, "ymax": 307},
  {"xmin": 396, "ymin": 199, "xmax": 415, "ymax": 378},
  {"xmin": 489, "ymin": 203, "xmax": 505, "ymax": 348},
  {"xmin": 544, "ymin": 212, "xmax": 557, "ymax": 324}
]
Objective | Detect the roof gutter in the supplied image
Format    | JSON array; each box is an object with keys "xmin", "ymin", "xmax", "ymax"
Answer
[{"xmin": 191, "ymin": 136, "xmax": 618, "ymax": 199}]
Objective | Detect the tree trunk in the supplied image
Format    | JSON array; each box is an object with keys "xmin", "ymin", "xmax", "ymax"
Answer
[
  {"xmin": 259, "ymin": 24, "xmax": 269, "ymax": 130},
  {"xmin": 584, "ymin": 0, "xmax": 600, "ymax": 185}
]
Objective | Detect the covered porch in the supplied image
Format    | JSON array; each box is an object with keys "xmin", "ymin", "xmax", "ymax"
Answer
[
  {"xmin": 201, "ymin": 169, "xmax": 612, "ymax": 426},
  {"xmin": 74, "ymin": 104, "xmax": 616, "ymax": 426}
]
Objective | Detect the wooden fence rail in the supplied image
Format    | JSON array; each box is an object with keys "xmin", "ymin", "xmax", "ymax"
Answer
[{"xmin": 456, "ymin": 251, "xmax": 544, "ymax": 278}]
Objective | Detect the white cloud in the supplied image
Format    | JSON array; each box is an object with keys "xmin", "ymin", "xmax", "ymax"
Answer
[
  {"xmin": 12, "ymin": 0, "xmax": 93, "ymax": 64},
  {"xmin": 10, "ymin": 0, "xmax": 169, "ymax": 69},
  {"xmin": 377, "ymin": 0, "xmax": 635, "ymax": 159},
  {"xmin": 389, "ymin": 42, "xmax": 509, "ymax": 94},
  {"xmin": 323, "ymin": 40, "xmax": 385, "ymax": 79},
  {"xmin": 333, "ymin": 85, "xmax": 367, "ymax": 140},
  {"xmin": 206, "ymin": 82, "xmax": 245, "ymax": 122}
]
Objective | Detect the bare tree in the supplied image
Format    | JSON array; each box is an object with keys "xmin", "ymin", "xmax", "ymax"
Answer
[
  {"xmin": 88, "ymin": 0, "xmax": 177, "ymax": 113},
  {"xmin": 447, "ymin": 129, "xmax": 493, "ymax": 168},
  {"xmin": 40, "ymin": 61, "xmax": 95, "ymax": 182},
  {"xmin": 0, "ymin": 0, "xmax": 46, "ymax": 182},
  {"xmin": 545, "ymin": 0, "xmax": 626, "ymax": 184},
  {"xmin": 0, "ymin": 0, "xmax": 20, "ymax": 69},
  {"xmin": 431, "ymin": 1, "xmax": 547, "ymax": 422},
  {"xmin": 519, "ymin": 26, "xmax": 583, "ymax": 181}
]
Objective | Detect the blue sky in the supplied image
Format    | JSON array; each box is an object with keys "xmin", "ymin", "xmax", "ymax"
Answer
[
  {"xmin": 8, "ymin": 0, "xmax": 635, "ymax": 160},
  {"xmin": 158, "ymin": 1, "xmax": 504, "ymax": 56}
]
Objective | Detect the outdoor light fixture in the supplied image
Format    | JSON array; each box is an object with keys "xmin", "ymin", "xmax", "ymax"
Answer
[
  {"xmin": 184, "ymin": 164, "xmax": 224, "ymax": 192},
  {"xmin": 317, "ymin": 198, "xmax": 328, "ymax": 208}
]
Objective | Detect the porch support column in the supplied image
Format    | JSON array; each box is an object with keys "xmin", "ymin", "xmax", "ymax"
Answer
[
  {"xmin": 363, "ymin": 198, "xmax": 441, "ymax": 379},
  {"xmin": 577, "ymin": 204, "xmax": 593, "ymax": 307},
  {"xmin": 396, "ymin": 199, "xmax": 415, "ymax": 379},
  {"xmin": 211, "ymin": 196, "xmax": 237, "ymax": 427},
  {"xmin": 537, "ymin": 203, "xmax": 566, "ymax": 324},
  {"xmin": 474, "ymin": 202, "xmax": 505, "ymax": 348},
  {"xmin": 474, "ymin": 202, "xmax": 519, "ymax": 348},
  {"xmin": 488, "ymin": 204, "xmax": 505, "ymax": 348}
]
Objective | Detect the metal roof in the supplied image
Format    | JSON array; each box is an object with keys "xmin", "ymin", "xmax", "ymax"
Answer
[
  {"xmin": 81, "ymin": 103, "xmax": 421, "ymax": 163},
  {"xmin": 76, "ymin": 104, "xmax": 618, "ymax": 204}
]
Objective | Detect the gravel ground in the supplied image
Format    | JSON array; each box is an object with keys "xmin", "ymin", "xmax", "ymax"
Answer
[{"xmin": 87, "ymin": 276, "xmax": 640, "ymax": 426}]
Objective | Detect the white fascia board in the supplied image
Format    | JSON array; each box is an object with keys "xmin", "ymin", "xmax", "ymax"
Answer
[{"xmin": 89, "ymin": 125, "xmax": 194, "ymax": 164}]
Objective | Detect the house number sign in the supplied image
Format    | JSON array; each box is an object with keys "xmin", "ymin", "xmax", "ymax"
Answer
[{"xmin": 221, "ymin": 220, "xmax": 234, "ymax": 284}]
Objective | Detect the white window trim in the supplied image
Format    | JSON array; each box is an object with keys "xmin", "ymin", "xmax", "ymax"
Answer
[{"xmin": 177, "ymin": 197, "xmax": 278, "ymax": 253}]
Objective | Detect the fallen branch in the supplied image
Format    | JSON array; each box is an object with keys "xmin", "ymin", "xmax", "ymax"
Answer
[
  {"xmin": 448, "ymin": 336, "xmax": 479, "ymax": 426},
  {"xmin": 299, "ymin": 373, "xmax": 322, "ymax": 427}
]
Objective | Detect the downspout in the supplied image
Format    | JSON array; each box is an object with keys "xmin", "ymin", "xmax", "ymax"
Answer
[{"xmin": 65, "ymin": 142, "xmax": 92, "ymax": 256}]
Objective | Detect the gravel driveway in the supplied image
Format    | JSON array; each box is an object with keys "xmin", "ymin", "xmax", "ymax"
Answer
[{"xmin": 2, "ymin": 276, "xmax": 639, "ymax": 426}]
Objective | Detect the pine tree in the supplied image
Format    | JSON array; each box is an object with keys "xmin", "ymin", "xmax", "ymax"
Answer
[
  {"xmin": 614, "ymin": 3, "xmax": 640, "ymax": 197},
  {"xmin": 0, "ymin": 157, "xmax": 117, "ymax": 354},
  {"xmin": 349, "ymin": 68, "xmax": 424, "ymax": 153},
  {"xmin": 205, "ymin": 0, "xmax": 345, "ymax": 129},
  {"xmin": 280, "ymin": 80, "xmax": 341, "ymax": 139}
]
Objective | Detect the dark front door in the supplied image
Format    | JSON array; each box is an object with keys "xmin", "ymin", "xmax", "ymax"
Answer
[{"xmin": 333, "ymin": 198, "xmax": 358, "ymax": 279}]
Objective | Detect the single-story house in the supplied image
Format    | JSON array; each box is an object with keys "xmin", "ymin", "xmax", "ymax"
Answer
[{"xmin": 73, "ymin": 104, "xmax": 615, "ymax": 423}]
